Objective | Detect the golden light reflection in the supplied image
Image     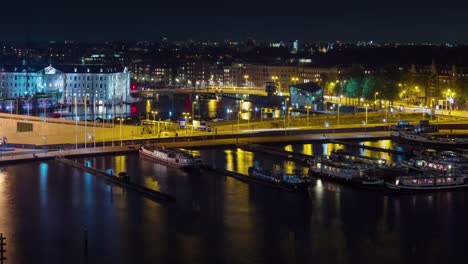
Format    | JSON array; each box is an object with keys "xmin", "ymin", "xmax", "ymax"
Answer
[
  {"xmin": 283, "ymin": 160, "xmax": 295, "ymax": 174},
  {"xmin": 208, "ymin": 99, "xmax": 218, "ymax": 119},
  {"xmin": 284, "ymin": 144, "xmax": 293, "ymax": 152},
  {"xmin": 236, "ymin": 148, "xmax": 254, "ymax": 175},
  {"xmin": 303, "ymin": 144, "xmax": 313, "ymax": 156},
  {"xmin": 144, "ymin": 177, "xmax": 160, "ymax": 191},
  {"xmin": 146, "ymin": 99, "xmax": 151, "ymax": 114},
  {"xmin": 361, "ymin": 140, "xmax": 394, "ymax": 163},
  {"xmin": 322, "ymin": 143, "xmax": 344, "ymax": 156},
  {"xmin": 225, "ymin": 149, "xmax": 234, "ymax": 171},
  {"xmin": 114, "ymin": 155, "xmax": 127, "ymax": 175}
]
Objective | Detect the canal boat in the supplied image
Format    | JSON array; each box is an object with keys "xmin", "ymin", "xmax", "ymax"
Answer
[
  {"xmin": 309, "ymin": 157, "xmax": 384, "ymax": 187},
  {"xmin": 385, "ymin": 173, "xmax": 468, "ymax": 192},
  {"xmin": 248, "ymin": 167, "xmax": 310, "ymax": 191},
  {"xmin": 330, "ymin": 149, "xmax": 408, "ymax": 179},
  {"xmin": 139, "ymin": 145, "xmax": 201, "ymax": 168},
  {"xmin": 392, "ymin": 130, "xmax": 468, "ymax": 149},
  {"xmin": 404, "ymin": 149, "xmax": 468, "ymax": 173}
]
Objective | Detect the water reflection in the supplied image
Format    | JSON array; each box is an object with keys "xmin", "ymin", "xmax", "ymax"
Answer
[
  {"xmin": 1, "ymin": 144, "xmax": 468, "ymax": 263},
  {"xmin": 39, "ymin": 162, "xmax": 48, "ymax": 207}
]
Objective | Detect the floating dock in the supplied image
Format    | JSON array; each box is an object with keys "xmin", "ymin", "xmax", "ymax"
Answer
[{"xmin": 56, "ymin": 157, "xmax": 176, "ymax": 203}]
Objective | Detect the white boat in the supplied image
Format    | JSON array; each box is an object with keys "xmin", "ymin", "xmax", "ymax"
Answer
[
  {"xmin": 139, "ymin": 145, "xmax": 201, "ymax": 168},
  {"xmin": 386, "ymin": 173, "xmax": 468, "ymax": 192},
  {"xmin": 406, "ymin": 149, "xmax": 468, "ymax": 173},
  {"xmin": 393, "ymin": 131, "xmax": 468, "ymax": 148},
  {"xmin": 309, "ymin": 157, "xmax": 383, "ymax": 186}
]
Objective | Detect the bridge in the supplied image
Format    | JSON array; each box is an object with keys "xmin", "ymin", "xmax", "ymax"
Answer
[{"xmin": 135, "ymin": 86, "xmax": 290, "ymax": 98}]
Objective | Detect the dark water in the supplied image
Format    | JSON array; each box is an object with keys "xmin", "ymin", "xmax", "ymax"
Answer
[{"xmin": 1, "ymin": 141, "xmax": 467, "ymax": 264}]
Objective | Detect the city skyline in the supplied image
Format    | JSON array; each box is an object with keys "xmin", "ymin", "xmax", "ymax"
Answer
[{"xmin": 2, "ymin": 0, "xmax": 468, "ymax": 43}]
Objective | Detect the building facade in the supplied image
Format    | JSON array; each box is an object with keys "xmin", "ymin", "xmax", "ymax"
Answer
[{"xmin": 0, "ymin": 65, "xmax": 130, "ymax": 105}]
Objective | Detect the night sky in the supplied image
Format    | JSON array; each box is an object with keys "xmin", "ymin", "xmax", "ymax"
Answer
[{"xmin": 2, "ymin": 0, "xmax": 468, "ymax": 43}]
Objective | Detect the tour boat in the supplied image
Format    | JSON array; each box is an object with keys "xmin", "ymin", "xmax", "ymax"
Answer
[
  {"xmin": 139, "ymin": 145, "xmax": 201, "ymax": 168},
  {"xmin": 248, "ymin": 167, "xmax": 310, "ymax": 191},
  {"xmin": 309, "ymin": 157, "xmax": 384, "ymax": 187}
]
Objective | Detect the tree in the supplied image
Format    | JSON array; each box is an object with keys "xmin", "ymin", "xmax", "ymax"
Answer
[
  {"xmin": 344, "ymin": 79, "xmax": 361, "ymax": 98},
  {"xmin": 361, "ymin": 77, "xmax": 377, "ymax": 100}
]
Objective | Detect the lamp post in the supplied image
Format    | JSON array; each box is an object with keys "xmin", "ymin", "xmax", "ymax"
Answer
[
  {"xmin": 151, "ymin": 111, "xmax": 158, "ymax": 136},
  {"xmin": 192, "ymin": 101, "xmax": 197, "ymax": 121},
  {"xmin": 119, "ymin": 117, "xmax": 123, "ymax": 146},
  {"xmin": 385, "ymin": 102, "xmax": 388, "ymax": 124},
  {"xmin": 74, "ymin": 96, "xmax": 78, "ymax": 149},
  {"xmin": 284, "ymin": 98, "xmax": 289, "ymax": 129},
  {"xmin": 337, "ymin": 104, "xmax": 341, "ymax": 127},
  {"xmin": 365, "ymin": 103, "xmax": 369, "ymax": 126},
  {"xmin": 238, "ymin": 100, "xmax": 244, "ymax": 130},
  {"xmin": 243, "ymin": 75, "xmax": 249, "ymax": 87},
  {"xmin": 84, "ymin": 95, "xmax": 87, "ymax": 149},
  {"xmin": 305, "ymin": 105, "xmax": 311, "ymax": 126},
  {"xmin": 374, "ymin": 92, "xmax": 379, "ymax": 111}
]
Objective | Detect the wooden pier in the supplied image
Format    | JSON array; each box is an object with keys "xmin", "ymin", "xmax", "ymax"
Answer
[{"xmin": 56, "ymin": 157, "xmax": 176, "ymax": 203}]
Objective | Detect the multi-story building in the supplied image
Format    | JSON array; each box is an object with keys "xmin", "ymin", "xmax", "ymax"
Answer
[
  {"xmin": 0, "ymin": 64, "xmax": 130, "ymax": 105},
  {"xmin": 245, "ymin": 64, "xmax": 342, "ymax": 91},
  {"xmin": 129, "ymin": 61, "xmax": 173, "ymax": 85},
  {"xmin": 245, "ymin": 64, "xmax": 299, "ymax": 91}
]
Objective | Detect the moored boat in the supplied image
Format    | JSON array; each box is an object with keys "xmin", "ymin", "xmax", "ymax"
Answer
[
  {"xmin": 248, "ymin": 167, "xmax": 310, "ymax": 191},
  {"xmin": 393, "ymin": 130, "xmax": 468, "ymax": 149},
  {"xmin": 385, "ymin": 173, "xmax": 468, "ymax": 192},
  {"xmin": 309, "ymin": 157, "xmax": 384, "ymax": 188},
  {"xmin": 139, "ymin": 145, "xmax": 201, "ymax": 168},
  {"xmin": 330, "ymin": 149, "xmax": 408, "ymax": 179}
]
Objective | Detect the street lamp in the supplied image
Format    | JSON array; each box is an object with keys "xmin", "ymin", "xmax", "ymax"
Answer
[
  {"xmin": 374, "ymin": 92, "xmax": 379, "ymax": 111},
  {"xmin": 192, "ymin": 101, "xmax": 197, "ymax": 122},
  {"xmin": 272, "ymin": 75, "xmax": 278, "ymax": 83},
  {"xmin": 151, "ymin": 110, "xmax": 158, "ymax": 136},
  {"xmin": 238, "ymin": 99, "xmax": 244, "ymax": 130},
  {"xmin": 284, "ymin": 98, "xmax": 289, "ymax": 129},
  {"xmin": 337, "ymin": 104, "xmax": 341, "ymax": 127},
  {"xmin": 243, "ymin": 75, "xmax": 249, "ymax": 87},
  {"xmin": 288, "ymin": 107, "xmax": 292, "ymax": 128},
  {"xmin": 305, "ymin": 105, "xmax": 311, "ymax": 126},
  {"xmin": 291, "ymin": 77, "xmax": 299, "ymax": 85},
  {"xmin": 385, "ymin": 102, "xmax": 388, "ymax": 124},
  {"xmin": 119, "ymin": 117, "xmax": 123, "ymax": 146},
  {"xmin": 364, "ymin": 103, "xmax": 369, "ymax": 126},
  {"xmin": 247, "ymin": 108, "xmax": 252, "ymax": 129}
]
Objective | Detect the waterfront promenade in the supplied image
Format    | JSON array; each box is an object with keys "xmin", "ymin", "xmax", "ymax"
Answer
[{"xmin": 0, "ymin": 131, "xmax": 391, "ymax": 164}]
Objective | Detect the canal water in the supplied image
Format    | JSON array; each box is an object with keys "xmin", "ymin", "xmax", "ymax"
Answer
[
  {"xmin": 0, "ymin": 141, "xmax": 467, "ymax": 263},
  {"xmin": 37, "ymin": 94, "xmax": 275, "ymax": 122}
]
